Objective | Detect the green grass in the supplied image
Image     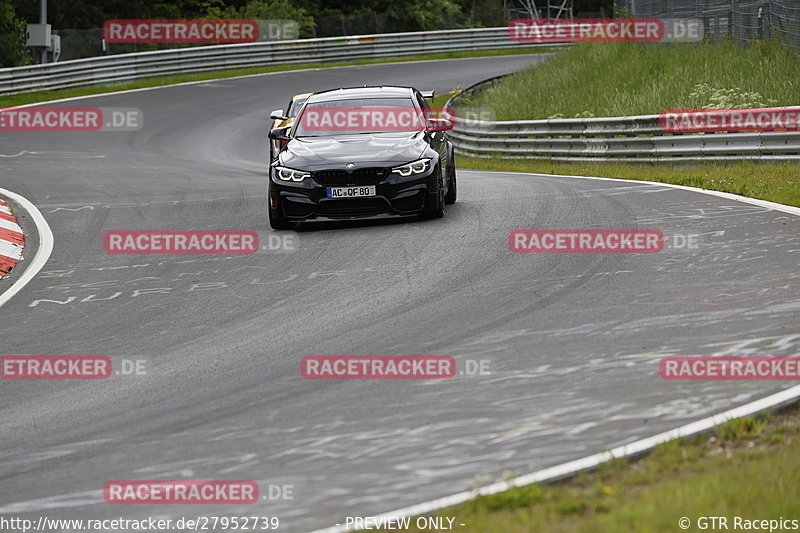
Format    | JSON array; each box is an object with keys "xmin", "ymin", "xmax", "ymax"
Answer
[
  {"xmin": 362, "ymin": 405, "xmax": 800, "ymax": 533},
  {"xmin": 457, "ymin": 157, "xmax": 800, "ymax": 208},
  {"xmin": 0, "ymin": 47, "xmax": 557, "ymax": 109},
  {"xmin": 451, "ymin": 40, "xmax": 800, "ymax": 209},
  {"xmin": 476, "ymin": 40, "xmax": 800, "ymax": 119}
]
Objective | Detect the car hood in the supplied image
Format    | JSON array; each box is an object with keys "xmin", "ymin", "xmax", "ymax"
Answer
[{"xmin": 279, "ymin": 133, "xmax": 429, "ymax": 171}]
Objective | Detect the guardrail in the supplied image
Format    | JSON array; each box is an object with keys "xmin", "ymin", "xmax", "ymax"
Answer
[
  {"xmin": 0, "ymin": 27, "xmax": 561, "ymax": 97},
  {"xmin": 447, "ymin": 77, "xmax": 800, "ymax": 162}
]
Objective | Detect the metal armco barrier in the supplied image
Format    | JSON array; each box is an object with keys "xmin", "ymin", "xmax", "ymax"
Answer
[
  {"xmin": 0, "ymin": 27, "xmax": 559, "ymax": 96},
  {"xmin": 449, "ymin": 116, "xmax": 800, "ymax": 162},
  {"xmin": 447, "ymin": 78, "xmax": 800, "ymax": 162}
]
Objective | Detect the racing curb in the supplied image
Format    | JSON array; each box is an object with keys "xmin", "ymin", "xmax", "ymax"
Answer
[
  {"xmin": 0, "ymin": 187, "xmax": 54, "ymax": 308},
  {"xmin": 0, "ymin": 198, "xmax": 24, "ymax": 277}
]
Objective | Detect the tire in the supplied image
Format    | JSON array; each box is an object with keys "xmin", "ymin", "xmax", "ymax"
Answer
[
  {"xmin": 444, "ymin": 150, "xmax": 457, "ymax": 205},
  {"xmin": 269, "ymin": 196, "xmax": 295, "ymax": 230},
  {"xmin": 423, "ymin": 164, "xmax": 445, "ymax": 219}
]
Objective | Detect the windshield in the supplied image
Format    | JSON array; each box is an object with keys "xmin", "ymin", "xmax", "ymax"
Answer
[{"xmin": 294, "ymin": 97, "xmax": 424, "ymax": 137}]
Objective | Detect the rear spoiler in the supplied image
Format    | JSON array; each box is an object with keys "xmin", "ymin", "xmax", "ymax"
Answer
[{"xmin": 421, "ymin": 90, "xmax": 435, "ymax": 99}]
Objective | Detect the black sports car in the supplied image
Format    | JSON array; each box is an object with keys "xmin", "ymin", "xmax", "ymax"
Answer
[{"xmin": 267, "ymin": 86, "xmax": 457, "ymax": 230}]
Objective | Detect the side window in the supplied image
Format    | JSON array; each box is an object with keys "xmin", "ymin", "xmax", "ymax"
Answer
[
  {"xmin": 415, "ymin": 93, "xmax": 432, "ymax": 121},
  {"xmin": 416, "ymin": 93, "xmax": 429, "ymax": 111},
  {"xmin": 287, "ymin": 98, "xmax": 306, "ymax": 118}
]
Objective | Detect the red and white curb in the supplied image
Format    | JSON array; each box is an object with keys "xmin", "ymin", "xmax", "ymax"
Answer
[
  {"xmin": 0, "ymin": 187, "xmax": 54, "ymax": 308},
  {"xmin": 0, "ymin": 199, "xmax": 24, "ymax": 277}
]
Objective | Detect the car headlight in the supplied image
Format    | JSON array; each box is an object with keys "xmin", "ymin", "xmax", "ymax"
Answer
[
  {"xmin": 275, "ymin": 166, "xmax": 310, "ymax": 182},
  {"xmin": 391, "ymin": 159, "xmax": 431, "ymax": 177}
]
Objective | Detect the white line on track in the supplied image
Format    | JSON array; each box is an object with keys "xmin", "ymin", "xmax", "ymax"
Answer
[
  {"xmin": 522, "ymin": 171, "xmax": 800, "ymax": 217},
  {"xmin": 0, "ymin": 187, "xmax": 54, "ymax": 308},
  {"xmin": 308, "ymin": 171, "xmax": 800, "ymax": 533},
  {"xmin": 309, "ymin": 385, "xmax": 800, "ymax": 533}
]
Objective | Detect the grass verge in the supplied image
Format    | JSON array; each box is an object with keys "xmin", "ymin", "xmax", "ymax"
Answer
[
  {"xmin": 363, "ymin": 403, "xmax": 800, "ymax": 532},
  {"xmin": 477, "ymin": 40, "xmax": 800, "ymax": 119},
  {"xmin": 0, "ymin": 47, "xmax": 557, "ymax": 109},
  {"xmin": 457, "ymin": 157, "xmax": 800, "ymax": 208},
  {"xmin": 452, "ymin": 40, "xmax": 800, "ymax": 209}
]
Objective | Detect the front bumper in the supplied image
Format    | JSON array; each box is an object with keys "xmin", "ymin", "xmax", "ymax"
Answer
[{"xmin": 269, "ymin": 166, "xmax": 436, "ymax": 221}]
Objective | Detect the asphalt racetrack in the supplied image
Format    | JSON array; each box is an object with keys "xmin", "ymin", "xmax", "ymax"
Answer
[{"xmin": 1, "ymin": 54, "xmax": 799, "ymax": 531}]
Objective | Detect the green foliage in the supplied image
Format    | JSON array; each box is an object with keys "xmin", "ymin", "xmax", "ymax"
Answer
[
  {"xmin": 687, "ymin": 82, "xmax": 779, "ymax": 109},
  {"xmin": 11, "ymin": 0, "xmax": 210, "ymax": 30},
  {"xmin": 480, "ymin": 40, "xmax": 800, "ymax": 119},
  {"xmin": 8, "ymin": 0, "xmax": 501, "ymax": 34},
  {"xmin": 0, "ymin": 2, "xmax": 30, "ymax": 67},
  {"xmin": 555, "ymin": 500, "xmax": 587, "ymax": 515},
  {"xmin": 386, "ymin": 0, "xmax": 462, "ymax": 31},
  {"xmin": 204, "ymin": 0, "xmax": 316, "ymax": 36},
  {"xmin": 716, "ymin": 416, "xmax": 769, "ymax": 443},
  {"xmin": 471, "ymin": 484, "xmax": 545, "ymax": 512}
]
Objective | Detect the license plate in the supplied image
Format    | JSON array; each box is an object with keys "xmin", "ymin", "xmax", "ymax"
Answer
[{"xmin": 327, "ymin": 186, "xmax": 376, "ymax": 198}]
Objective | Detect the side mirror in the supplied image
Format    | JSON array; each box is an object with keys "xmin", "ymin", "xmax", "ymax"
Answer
[
  {"xmin": 269, "ymin": 109, "xmax": 287, "ymax": 121},
  {"xmin": 268, "ymin": 126, "xmax": 291, "ymax": 142},
  {"xmin": 426, "ymin": 117, "xmax": 453, "ymax": 132}
]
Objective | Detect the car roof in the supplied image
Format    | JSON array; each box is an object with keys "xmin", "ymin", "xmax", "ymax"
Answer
[
  {"xmin": 307, "ymin": 86, "xmax": 415, "ymax": 103},
  {"xmin": 292, "ymin": 92, "xmax": 313, "ymax": 100}
]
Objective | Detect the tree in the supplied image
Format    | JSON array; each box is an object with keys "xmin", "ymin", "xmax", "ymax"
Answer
[
  {"xmin": 0, "ymin": 2, "xmax": 29, "ymax": 67},
  {"xmin": 204, "ymin": 0, "xmax": 316, "ymax": 36},
  {"xmin": 386, "ymin": 0, "xmax": 462, "ymax": 31}
]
